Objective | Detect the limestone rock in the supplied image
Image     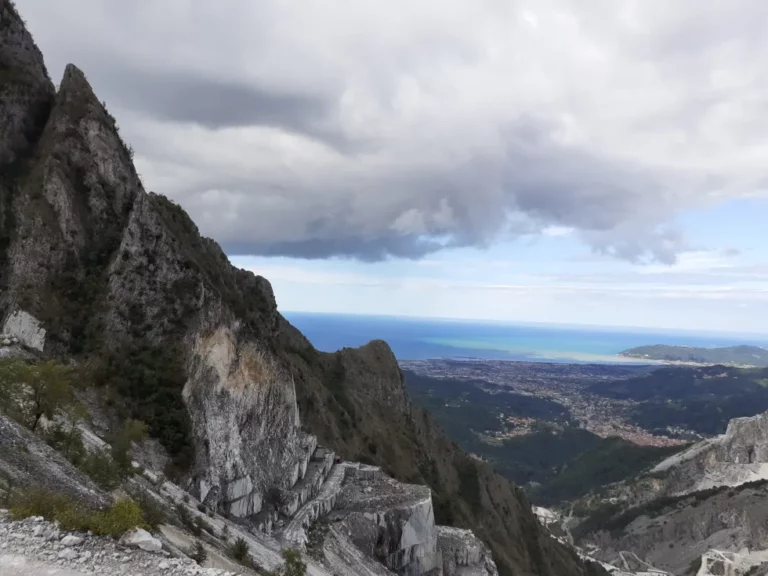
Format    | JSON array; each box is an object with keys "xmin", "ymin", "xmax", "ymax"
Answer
[
  {"xmin": 0, "ymin": 0, "xmax": 54, "ymax": 169},
  {"xmin": 0, "ymin": 415, "xmax": 108, "ymax": 509},
  {"xmin": 437, "ymin": 526, "xmax": 498, "ymax": 576},
  {"xmin": 0, "ymin": 4, "xmax": 604, "ymax": 575},
  {"xmin": 119, "ymin": 527, "xmax": 162, "ymax": 552},
  {"xmin": 2, "ymin": 310, "xmax": 45, "ymax": 351},
  {"xmin": 58, "ymin": 548, "xmax": 78, "ymax": 560},
  {"xmin": 61, "ymin": 535, "xmax": 84, "ymax": 546}
]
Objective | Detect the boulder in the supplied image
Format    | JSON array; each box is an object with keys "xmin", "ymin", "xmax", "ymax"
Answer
[
  {"xmin": 119, "ymin": 527, "xmax": 162, "ymax": 552},
  {"xmin": 61, "ymin": 535, "xmax": 84, "ymax": 546},
  {"xmin": 58, "ymin": 548, "xmax": 78, "ymax": 560}
]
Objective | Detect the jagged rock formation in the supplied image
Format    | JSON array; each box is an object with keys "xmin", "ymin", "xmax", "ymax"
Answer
[
  {"xmin": 0, "ymin": 3, "xmax": 599, "ymax": 575},
  {"xmin": 648, "ymin": 411, "xmax": 768, "ymax": 495},
  {"xmin": 569, "ymin": 410, "xmax": 768, "ymax": 575}
]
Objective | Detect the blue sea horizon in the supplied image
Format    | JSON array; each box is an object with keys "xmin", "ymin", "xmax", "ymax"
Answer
[{"xmin": 283, "ymin": 311, "xmax": 768, "ymax": 364}]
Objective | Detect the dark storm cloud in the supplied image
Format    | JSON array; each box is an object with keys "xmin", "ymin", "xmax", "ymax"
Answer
[
  {"xmin": 17, "ymin": 0, "xmax": 768, "ymax": 263},
  {"xmin": 58, "ymin": 54, "xmax": 349, "ymax": 147},
  {"xmin": 224, "ymin": 235, "xmax": 449, "ymax": 262}
]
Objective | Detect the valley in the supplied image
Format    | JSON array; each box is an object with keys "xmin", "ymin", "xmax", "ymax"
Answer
[{"xmin": 402, "ymin": 359, "xmax": 695, "ymax": 446}]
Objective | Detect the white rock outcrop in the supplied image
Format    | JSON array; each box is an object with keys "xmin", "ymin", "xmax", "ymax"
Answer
[
  {"xmin": 60, "ymin": 535, "xmax": 83, "ymax": 547},
  {"xmin": 2, "ymin": 310, "xmax": 46, "ymax": 351},
  {"xmin": 652, "ymin": 411, "xmax": 768, "ymax": 494},
  {"xmin": 437, "ymin": 526, "xmax": 498, "ymax": 576},
  {"xmin": 183, "ymin": 324, "xmax": 314, "ymax": 518},
  {"xmin": 119, "ymin": 528, "xmax": 162, "ymax": 552}
]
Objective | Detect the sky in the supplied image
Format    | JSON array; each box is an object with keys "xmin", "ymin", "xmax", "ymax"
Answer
[{"xmin": 16, "ymin": 0, "xmax": 768, "ymax": 333}]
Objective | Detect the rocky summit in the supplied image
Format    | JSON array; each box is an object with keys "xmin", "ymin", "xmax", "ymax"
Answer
[{"xmin": 0, "ymin": 2, "xmax": 600, "ymax": 575}]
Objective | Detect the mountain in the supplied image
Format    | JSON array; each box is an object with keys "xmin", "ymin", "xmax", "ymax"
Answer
[
  {"xmin": 619, "ymin": 344, "xmax": 768, "ymax": 367},
  {"xmin": 571, "ymin": 411, "xmax": 768, "ymax": 574},
  {"xmin": 0, "ymin": 2, "xmax": 599, "ymax": 575}
]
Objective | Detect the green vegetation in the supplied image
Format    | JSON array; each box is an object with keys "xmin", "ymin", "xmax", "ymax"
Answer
[
  {"xmin": 322, "ymin": 356, "xmax": 357, "ymax": 431},
  {"xmin": 0, "ymin": 358, "xmax": 152, "ymax": 490},
  {"xmin": 95, "ymin": 344, "xmax": 192, "ymax": 473},
  {"xmin": 620, "ymin": 344, "xmax": 768, "ymax": 367},
  {"xmin": 0, "ymin": 358, "xmax": 77, "ymax": 430},
  {"xmin": 42, "ymin": 418, "xmax": 87, "ymax": 465},
  {"xmin": 79, "ymin": 450, "xmax": 123, "ymax": 490},
  {"xmin": 406, "ymin": 370, "xmax": 682, "ymax": 505},
  {"xmin": 273, "ymin": 548, "xmax": 307, "ymax": 576},
  {"xmin": 229, "ymin": 537, "xmax": 251, "ymax": 565},
  {"xmin": 406, "ymin": 371, "xmax": 571, "ymax": 428},
  {"xmin": 189, "ymin": 540, "xmax": 208, "ymax": 565},
  {"xmin": 531, "ymin": 437, "xmax": 684, "ymax": 505},
  {"xmin": 9, "ymin": 489, "xmax": 147, "ymax": 537},
  {"xmin": 590, "ymin": 365, "xmax": 768, "ymax": 434},
  {"xmin": 111, "ymin": 418, "xmax": 148, "ymax": 476},
  {"xmin": 573, "ymin": 478, "xmax": 768, "ymax": 540}
]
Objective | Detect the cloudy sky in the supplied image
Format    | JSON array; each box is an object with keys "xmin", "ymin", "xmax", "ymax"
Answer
[{"xmin": 18, "ymin": 0, "xmax": 768, "ymax": 333}]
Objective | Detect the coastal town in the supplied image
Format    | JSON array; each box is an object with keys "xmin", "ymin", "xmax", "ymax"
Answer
[{"xmin": 401, "ymin": 358, "xmax": 692, "ymax": 447}]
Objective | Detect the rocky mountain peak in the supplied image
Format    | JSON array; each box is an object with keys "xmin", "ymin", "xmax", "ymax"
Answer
[
  {"xmin": 0, "ymin": 0, "xmax": 54, "ymax": 169},
  {"xmin": 0, "ymin": 5, "xmax": 602, "ymax": 576},
  {"xmin": 0, "ymin": 0, "xmax": 51, "ymax": 85}
]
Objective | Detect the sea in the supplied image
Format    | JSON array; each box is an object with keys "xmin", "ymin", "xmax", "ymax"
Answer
[{"xmin": 284, "ymin": 311, "xmax": 768, "ymax": 364}]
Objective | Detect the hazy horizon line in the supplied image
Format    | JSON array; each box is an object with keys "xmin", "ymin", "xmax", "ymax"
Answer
[{"xmin": 281, "ymin": 309, "xmax": 768, "ymax": 340}]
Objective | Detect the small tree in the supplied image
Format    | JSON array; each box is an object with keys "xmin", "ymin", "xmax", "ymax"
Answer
[
  {"xmin": 229, "ymin": 537, "xmax": 250, "ymax": 565},
  {"xmin": 274, "ymin": 549, "xmax": 306, "ymax": 576},
  {"xmin": 111, "ymin": 419, "xmax": 148, "ymax": 476},
  {"xmin": 190, "ymin": 540, "xmax": 207, "ymax": 565},
  {"xmin": 0, "ymin": 359, "xmax": 76, "ymax": 430}
]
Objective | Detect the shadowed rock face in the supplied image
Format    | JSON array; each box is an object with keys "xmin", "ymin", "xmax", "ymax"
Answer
[
  {"xmin": 573, "ymin": 411, "xmax": 768, "ymax": 576},
  {"xmin": 0, "ymin": 0, "xmax": 54, "ymax": 170},
  {"xmin": 644, "ymin": 412, "xmax": 768, "ymax": 498},
  {"xmin": 0, "ymin": 415, "xmax": 108, "ymax": 509},
  {"xmin": 184, "ymin": 324, "xmax": 312, "ymax": 517},
  {"xmin": 0, "ymin": 4, "xmax": 599, "ymax": 576}
]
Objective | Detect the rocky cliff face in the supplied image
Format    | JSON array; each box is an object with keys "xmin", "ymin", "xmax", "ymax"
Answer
[
  {"xmin": 0, "ymin": 3, "xmax": 599, "ymax": 575},
  {"xmin": 571, "ymin": 410, "xmax": 768, "ymax": 575},
  {"xmin": 641, "ymin": 411, "xmax": 768, "ymax": 499}
]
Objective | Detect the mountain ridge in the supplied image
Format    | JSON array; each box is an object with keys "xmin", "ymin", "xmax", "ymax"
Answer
[
  {"xmin": 0, "ymin": 2, "xmax": 598, "ymax": 575},
  {"xmin": 619, "ymin": 344, "xmax": 768, "ymax": 367}
]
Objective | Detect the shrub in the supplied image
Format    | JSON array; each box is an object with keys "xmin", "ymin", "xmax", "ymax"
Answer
[
  {"xmin": 42, "ymin": 421, "xmax": 86, "ymax": 466},
  {"xmin": 0, "ymin": 359, "xmax": 76, "ymax": 430},
  {"xmin": 276, "ymin": 548, "xmax": 307, "ymax": 576},
  {"xmin": 79, "ymin": 450, "xmax": 122, "ymax": 490},
  {"xmin": 175, "ymin": 503, "xmax": 201, "ymax": 536},
  {"xmin": 132, "ymin": 489, "xmax": 167, "ymax": 529},
  {"xmin": 10, "ymin": 490, "xmax": 89, "ymax": 529},
  {"xmin": 190, "ymin": 540, "xmax": 207, "ymax": 565},
  {"xmin": 229, "ymin": 537, "xmax": 250, "ymax": 564},
  {"xmin": 10, "ymin": 490, "xmax": 146, "ymax": 537},
  {"xmin": 111, "ymin": 419, "xmax": 148, "ymax": 476},
  {"xmin": 95, "ymin": 344, "xmax": 193, "ymax": 472},
  {"xmin": 91, "ymin": 499, "xmax": 146, "ymax": 537}
]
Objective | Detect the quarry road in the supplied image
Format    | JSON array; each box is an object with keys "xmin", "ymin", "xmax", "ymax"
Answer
[{"xmin": 0, "ymin": 554, "xmax": 88, "ymax": 576}]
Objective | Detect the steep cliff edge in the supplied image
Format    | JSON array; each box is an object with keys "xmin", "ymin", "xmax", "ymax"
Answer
[
  {"xmin": 570, "ymin": 410, "xmax": 768, "ymax": 575},
  {"xmin": 0, "ymin": 4, "xmax": 596, "ymax": 575}
]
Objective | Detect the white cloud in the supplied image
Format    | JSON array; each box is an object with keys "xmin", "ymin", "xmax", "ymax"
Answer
[{"xmin": 17, "ymin": 0, "xmax": 768, "ymax": 262}]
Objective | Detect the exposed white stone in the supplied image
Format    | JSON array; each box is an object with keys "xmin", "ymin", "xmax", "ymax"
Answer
[
  {"xmin": 183, "ymin": 326, "xmax": 310, "ymax": 518},
  {"xmin": 2, "ymin": 310, "xmax": 46, "ymax": 351},
  {"xmin": 58, "ymin": 548, "xmax": 78, "ymax": 560},
  {"xmin": 61, "ymin": 535, "xmax": 84, "ymax": 546},
  {"xmin": 119, "ymin": 528, "xmax": 162, "ymax": 552},
  {"xmin": 652, "ymin": 411, "xmax": 768, "ymax": 494}
]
